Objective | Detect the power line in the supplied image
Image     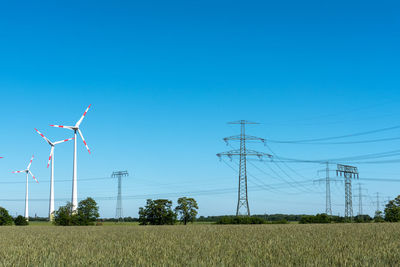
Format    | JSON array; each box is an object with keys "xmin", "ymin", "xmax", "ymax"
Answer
[
  {"xmin": 265, "ymin": 144, "xmax": 316, "ymax": 193},
  {"xmin": 268, "ymin": 124, "xmax": 400, "ymax": 144},
  {"xmin": 0, "ymin": 180, "xmax": 319, "ymax": 203},
  {"xmin": 268, "ymin": 136, "xmax": 400, "ymax": 145}
]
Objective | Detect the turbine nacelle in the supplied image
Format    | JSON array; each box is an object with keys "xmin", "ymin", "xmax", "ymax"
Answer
[
  {"xmin": 35, "ymin": 128, "xmax": 74, "ymax": 168},
  {"xmin": 49, "ymin": 104, "xmax": 92, "ymax": 154},
  {"xmin": 12, "ymin": 155, "xmax": 39, "ymax": 183}
]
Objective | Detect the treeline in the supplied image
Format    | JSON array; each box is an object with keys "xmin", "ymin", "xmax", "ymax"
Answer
[
  {"xmin": 100, "ymin": 217, "xmax": 139, "ymax": 222},
  {"xmin": 198, "ymin": 214, "xmax": 304, "ymax": 223},
  {"xmin": 216, "ymin": 216, "xmax": 288, "ymax": 224},
  {"xmin": 299, "ymin": 214, "xmax": 373, "ymax": 224}
]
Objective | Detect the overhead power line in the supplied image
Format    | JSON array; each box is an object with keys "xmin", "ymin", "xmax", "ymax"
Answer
[
  {"xmin": 268, "ymin": 125, "xmax": 400, "ymax": 144},
  {"xmin": 269, "ymin": 136, "xmax": 400, "ymax": 145},
  {"xmin": 0, "ymin": 180, "xmax": 318, "ymax": 203}
]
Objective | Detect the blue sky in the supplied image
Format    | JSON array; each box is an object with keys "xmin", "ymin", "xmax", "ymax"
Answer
[{"xmin": 0, "ymin": 0, "xmax": 399, "ymax": 218}]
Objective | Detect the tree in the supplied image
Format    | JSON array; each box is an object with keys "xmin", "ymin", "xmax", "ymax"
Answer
[
  {"xmin": 384, "ymin": 195, "xmax": 400, "ymax": 222},
  {"xmin": 77, "ymin": 197, "xmax": 100, "ymax": 225},
  {"xmin": 374, "ymin": 210, "xmax": 385, "ymax": 223},
  {"xmin": 175, "ymin": 197, "xmax": 198, "ymax": 225},
  {"xmin": 54, "ymin": 198, "xmax": 99, "ymax": 226},
  {"xmin": 0, "ymin": 207, "xmax": 13, "ymax": 226},
  {"xmin": 54, "ymin": 202, "xmax": 76, "ymax": 226},
  {"xmin": 14, "ymin": 215, "xmax": 29, "ymax": 226},
  {"xmin": 139, "ymin": 199, "xmax": 176, "ymax": 225}
]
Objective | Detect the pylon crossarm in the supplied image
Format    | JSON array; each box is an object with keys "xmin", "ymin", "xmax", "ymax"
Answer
[
  {"xmin": 224, "ymin": 135, "xmax": 266, "ymax": 142},
  {"xmin": 217, "ymin": 149, "xmax": 272, "ymax": 158}
]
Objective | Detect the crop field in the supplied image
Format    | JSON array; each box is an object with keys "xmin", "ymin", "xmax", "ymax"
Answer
[{"xmin": 1, "ymin": 223, "xmax": 399, "ymax": 266}]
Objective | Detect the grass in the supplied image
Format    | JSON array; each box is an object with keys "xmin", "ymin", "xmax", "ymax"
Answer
[{"xmin": 0, "ymin": 223, "xmax": 399, "ymax": 266}]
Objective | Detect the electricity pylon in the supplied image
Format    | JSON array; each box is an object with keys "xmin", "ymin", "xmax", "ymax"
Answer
[
  {"xmin": 376, "ymin": 192, "xmax": 380, "ymax": 213},
  {"xmin": 112, "ymin": 171, "xmax": 129, "ymax": 221},
  {"xmin": 353, "ymin": 183, "xmax": 367, "ymax": 216},
  {"xmin": 336, "ymin": 164, "xmax": 359, "ymax": 220},
  {"xmin": 325, "ymin": 162, "xmax": 332, "ymax": 216},
  {"xmin": 315, "ymin": 162, "xmax": 340, "ymax": 216},
  {"xmin": 217, "ymin": 120, "xmax": 271, "ymax": 216}
]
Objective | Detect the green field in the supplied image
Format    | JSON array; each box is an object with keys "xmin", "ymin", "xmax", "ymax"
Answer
[{"xmin": 1, "ymin": 223, "xmax": 399, "ymax": 266}]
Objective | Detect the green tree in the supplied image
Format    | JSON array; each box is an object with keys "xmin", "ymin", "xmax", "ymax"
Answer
[
  {"xmin": 175, "ymin": 197, "xmax": 198, "ymax": 225},
  {"xmin": 54, "ymin": 202, "xmax": 76, "ymax": 226},
  {"xmin": 14, "ymin": 215, "xmax": 29, "ymax": 226},
  {"xmin": 374, "ymin": 210, "xmax": 385, "ymax": 223},
  {"xmin": 0, "ymin": 207, "xmax": 13, "ymax": 226},
  {"xmin": 139, "ymin": 199, "xmax": 176, "ymax": 225},
  {"xmin": 384, "ymin": 195, "xmax": 400, "ymax": 222},
  {"xmin": 54, "ymin": 198, "xmax": 99, "ymax": 226},
  {"xmin": 77, "ymin": 197, "xmax": 100, "ymax": 225}
]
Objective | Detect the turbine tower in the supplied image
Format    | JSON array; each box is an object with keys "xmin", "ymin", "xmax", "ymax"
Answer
[
  {"xmin": 13, "ymin": 155, "xmax": 39, "ymax": 220},
  {"xmin": 34, "ymin": 128, "xmax": 74, "ymax": 221},
  {"xmin": 50, "ymin": 104, "xmax": 92, "ymax": 212}
]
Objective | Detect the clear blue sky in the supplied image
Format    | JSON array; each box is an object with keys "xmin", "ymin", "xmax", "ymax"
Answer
[{"xmin": 0, "ymin": 0, "xmax": 399, "ymax": 218}]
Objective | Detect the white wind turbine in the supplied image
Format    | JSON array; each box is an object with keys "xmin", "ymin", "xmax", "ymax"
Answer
[
  {"xmin": 34, "ymin": 128, "xmax": 74, "ymax": 221},
  {"xmin": 13, "ymin": 155, "xmax": 39, "ymax": 220},
  {"xmin": 50, "ymin": 104, "xmax": 92, "ymax": 212}
]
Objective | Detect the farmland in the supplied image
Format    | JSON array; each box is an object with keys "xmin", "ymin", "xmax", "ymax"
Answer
[{"xmin": 1, "ymin": 224, "xmax": 399, "ymax": 266}]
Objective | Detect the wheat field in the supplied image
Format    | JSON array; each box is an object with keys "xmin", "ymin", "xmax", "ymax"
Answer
[{"xmin": 0, "ymin": 223, "xmax": 399, "ymax": 266}]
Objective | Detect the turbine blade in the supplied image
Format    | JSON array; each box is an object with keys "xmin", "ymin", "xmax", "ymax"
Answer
[
  {"xmin": 27, "ymin": 155, "xmax": 34, "ymax": 169},
  {"xmin": 12, "ymin": 170, "xmax": 25, "ymax": 173},
  {"xmin": 53, "ymin": 137, "xmax": 74, "ymax": 145},
  {"xmin": 49, "ymin": 125, "xmax": 74, "ymax": 130},
  {"xmin": 47, "ymin": 147, "xmax": 54, "ymax": 168},
  {"xmin": 34, "ymin": 128, "xmax": 52, "ymax": 145},
  {"xmin": 78, "ymin": 129, "xmax": 91, "ymax": 154},
  {"xmin": 76, "ymin": 104, "xmax": 92, "ymax": 127},
  {"xmin": 29, "ymin": 170, "xmax": 39, "ymax": 183}
]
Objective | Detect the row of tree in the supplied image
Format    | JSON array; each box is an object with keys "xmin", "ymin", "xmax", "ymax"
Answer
[
  {"xmin": 3, "ymin": 195, "xmax": 400, "ymax": 225},
  {"xmin": 139, "ymin": 197, "xmax": 198, "ymax": 225}
]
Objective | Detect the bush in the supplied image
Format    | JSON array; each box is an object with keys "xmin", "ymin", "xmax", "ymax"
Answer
[
  {"xmin": 268, "ymin": 219, "xmax": 288, "ymax": 224},
  {"xmin": 300, "ymin": 214, "xmax": 331, "ymax": 224},
  {"xmin": 354, "ymin": 215, "xmax": 373, "ymax": 223},
  {"xmin": 216, "ymin": 216, "xmax": 266, "ymax": 224},
  {"xmin": 0, "ymin": 207, "xmax": 13, "ymax": 226},
  {"xmin": 14, "ymin": 216, "xmax": 29, "ymax": 226},
  {"xmin": 374, "ymin": 211, "xmax": 385, "ymax": 223}
]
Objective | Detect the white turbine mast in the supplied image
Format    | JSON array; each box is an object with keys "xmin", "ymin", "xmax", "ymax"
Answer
[
  {"xmin": 34, "ymin": 128, "xmax": 74, "ymax": 221},
  {"xmin": 50, "ymin": 104, "xmax": 92, "ymax": 212},
  {"xmin": 12, "ymin": 155, "xmax": 38, "ymax": 220}
]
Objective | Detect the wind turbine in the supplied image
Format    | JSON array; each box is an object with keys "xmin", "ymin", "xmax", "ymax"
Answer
[
  {"xmin": 50, "ymin": 104, "xmax": 92, "ymax": 212},
  {"xmin": 13, "ymin": 155, "xmax": 38, "ymax": 220},
  {"xmin": 34, "ymin": 128, "xmax": 74, "ymax": 221}
]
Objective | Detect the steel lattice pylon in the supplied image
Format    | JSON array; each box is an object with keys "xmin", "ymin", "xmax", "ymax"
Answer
[
  {"xmin": 325, "ymin": 162, "xmax": 332, "ymax": 216},
  {"xmin": 217, "ymin": 120, "xmax": 271, "ymax": 216},
  {"xmin": 112, "ymin": 171, "xmax": 129, "ymax": 221},
  {"xmin": 336, "ymin": 164, "xmax": 359, "ymax": 220},
  {"xmin": 237, "ymin": 122, "xmax": 249, "ymax": 215}
]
